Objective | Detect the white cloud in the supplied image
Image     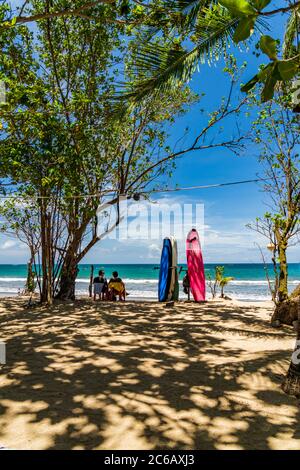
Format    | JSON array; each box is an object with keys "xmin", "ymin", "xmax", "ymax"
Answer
[
  {"xmin": 0, "ymin": 240, "xmax": 18, "ymax": 250},
  {"xmin": 0, "ymin": 193, "xmax": 298, "ymax": 264}
]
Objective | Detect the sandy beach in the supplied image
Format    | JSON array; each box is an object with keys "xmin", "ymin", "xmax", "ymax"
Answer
[{"xmin": 0, "ymin": 297, "xmax": 299, "ymax": 450}]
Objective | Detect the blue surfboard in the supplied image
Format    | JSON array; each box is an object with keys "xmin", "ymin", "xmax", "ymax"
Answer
[{"xmin": 158, "ymin": 238, "xmax": 172, "ymax": 302}]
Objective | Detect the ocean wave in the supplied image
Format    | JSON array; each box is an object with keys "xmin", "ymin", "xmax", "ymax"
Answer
[
  {"xmin": 0, "ymin": 287, "xmax": 21, "ymax": 293},
  {"xmin": 224, "ymin": 291, "xmax": 270, "ymax": 301},
  {"xmin": 229, "ymin": 280, "xmax": 300, "ymax": 285},
  {"xmin": 76, "ymin": 278, "xmax": 300, "ymax": 285},
  {"xmin": 75, "ymin": 278, "xmax": 158, "ymax": 284},
  {"xmin": 0, "ymin": 277, "xmax": 299, "ymax": 288}
]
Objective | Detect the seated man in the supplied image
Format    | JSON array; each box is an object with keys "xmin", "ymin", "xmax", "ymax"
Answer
[
  {"xmin": 108, "ymin": 271, "xmax": 126, "ymax": 301},
  {"xmin": 93, "ymin": 270, "xmax": 108, "ymax": 301}
]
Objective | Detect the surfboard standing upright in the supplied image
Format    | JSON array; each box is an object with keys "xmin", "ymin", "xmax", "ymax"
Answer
[
  {"xmin": 158, "ymin": 238, "xmax": 172, "ymax": 302},
  {"xmin": 186, "ymin": 228, "xmax": 206, "ymax": 301},
  {"xmin": 168, "ymin": 237, "xmax": 179, "ymax": 301}
]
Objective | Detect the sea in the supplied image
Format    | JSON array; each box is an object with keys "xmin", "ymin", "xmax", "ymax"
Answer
[{"xmin": 0, "ymin": 263, "xmax": 299, "ymax": 302}]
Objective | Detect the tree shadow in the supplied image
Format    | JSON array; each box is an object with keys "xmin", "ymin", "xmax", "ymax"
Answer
[{"xmin": 0, "ymin": 298, "xmax": 299, "ymax": 449}]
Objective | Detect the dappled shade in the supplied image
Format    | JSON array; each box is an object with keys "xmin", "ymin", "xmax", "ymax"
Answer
[{"xmin": 0, "ymin": 299, "xmax": 299, "ymax": 449}]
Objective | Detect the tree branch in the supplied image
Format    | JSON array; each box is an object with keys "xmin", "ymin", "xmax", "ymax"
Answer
[
  {"xmin": 11, "ymin": 0, "xmax": 115, "ymax": 27},
  {"xmin": 77, "ymin": 212, "xmax": 123, "ymax": 262},
  {"xmin": 259, "ymin": 2, "xmax": 300, "ymax": 17}
]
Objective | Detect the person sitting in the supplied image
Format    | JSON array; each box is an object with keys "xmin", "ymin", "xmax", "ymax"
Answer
[
  {"xmin": 93, "ymin": 270, "xmax": 108, "ymax": 301},
  {"xmin": 108, "ymin": 271, "xmax": 126, "ymax": 301}
]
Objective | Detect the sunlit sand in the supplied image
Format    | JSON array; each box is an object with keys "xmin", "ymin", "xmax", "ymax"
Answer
[{"xmin": 0, "ymin": 298, "xmax": 299, "ymax": 450}]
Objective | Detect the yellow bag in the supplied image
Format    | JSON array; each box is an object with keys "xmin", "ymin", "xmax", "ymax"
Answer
[{"xmin": 108, "ymin": 281, "xmax": 124, "ymax": 294}]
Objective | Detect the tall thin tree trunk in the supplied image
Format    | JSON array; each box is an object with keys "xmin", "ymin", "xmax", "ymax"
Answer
[
  {"xmin": 220, "ymin": 285, "xmax": 224, "ymax": 298},
  {"xmin": 40, "ymin": 198, "xmax": 53, "ymax": 304},
  {"xmin": 40, "ymin": 200, "xmax": 48, "ymax": 303},
  {"xmin": 25, "ymin": 254, "xmax": 35, "ymax": 294},
  {"xmin": 45, "ymin": 213, "xmax": 53, "ymax": 304},
  {"xmin": 89, "ymin": 265, "xmax": 94, "ymax": 298},
  {"xmin": 278, "ymin": 241, "xmax": 288, "ymax": 303}
]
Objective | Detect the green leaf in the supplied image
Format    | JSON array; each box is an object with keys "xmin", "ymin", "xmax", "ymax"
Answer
[
  {"xmin": 277, "ymin": 59, "xmax": 299, "ymax": 81},
  {"xmin": 261, "ymin": 64, "xmax": 278, "ymax": 102},
  {"xmin": 241, "ymin": 63, "xmax": 276, "ymax": 99},
  {"xmin": 257, "ymin": 63, "xmax": 272, "ymax": 80},
  {"xmin": 218, "ymin": 0, "xmax": 256, "ymax": 16},
  {"xmin": 251, "ymin": 0, "xmax": 271, "ymax": 10},
  {"xmin": 241, "ymin": 73, "xmax": 259, "ymax": 92},
  {"xmin": 233, "ymin": 16, "xmax": 255, "ymax": 42},
  {"xmin": 259, "ymin": 35, "xmax": 278, "ymax": 60}
]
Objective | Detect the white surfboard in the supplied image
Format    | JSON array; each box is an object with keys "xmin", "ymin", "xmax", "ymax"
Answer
[{"xmin": 167, "ymin": 237, "xmax": 178, "ymax": 301}]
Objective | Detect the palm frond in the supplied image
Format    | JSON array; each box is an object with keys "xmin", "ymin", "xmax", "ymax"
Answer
[
  {"xmin": 172, "ymin": 0, "xmax": 214, "ymax": 31},
  {"xmin": 115, "ymin": 7, "xmax": 238, "ymax": 103},
  {"xmin": 192, "ymin": 5, "xmax": 237, "ymax": 61},
  {"xmin": 282, "ymin": 8, "xmax": 300, "ymax": 59},
  {"xmin": 137, "ymin": 1, "xmax": 214, "ymax": 43}
]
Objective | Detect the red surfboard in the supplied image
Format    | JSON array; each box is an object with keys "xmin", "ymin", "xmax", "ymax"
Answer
[{"xmin": 186, "ymin": 228, "xmax": 206, "ymax": 301}]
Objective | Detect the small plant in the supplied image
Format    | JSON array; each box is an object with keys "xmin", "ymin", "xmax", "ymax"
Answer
[
  {"xmin": 207, "ymin": 266, "xmax": 234, "ymax": 299},
  {"xmin": 207, "ymin": 268, "xmax": 219, "ymax": 299},
  {"xmin": 219, "ymin": 276, "xmax": 234, "ymax": 298},
  {"xmin": 216, "ymin": 266, "xmax": 234, "ymax": 298}
]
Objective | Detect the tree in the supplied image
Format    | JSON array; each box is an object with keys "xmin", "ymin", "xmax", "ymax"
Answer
[
  {"xmin": 0, "ymin": 196, "xmax": 41, "ymax": 294},
  {"xmin": 0, "ymin": 0, "xmax": 124, "ymax": 27},
  {"xmin": 0, "ymin": 7, "xmax": 246, "ymax": 302},
  {"xmin": 207, "ymin": 265, "xmax": 233, "ymax": 298},
  {"xmin": 247, "ymin": 93, "xmax": 300, "ymax": 305},
  {"xmin": 219, "ymin": 274, "xmax": 234, "ymax": 298},
  {"xmin": 0, "ymin": 1, "xmax": 126, "ymax": 302},
  {"xmin": 207, "ymin": 269, "xmax": 219, "ymax": 299},
  {"xmin": 2, "ymin": 2, "xmax": 299, "ymax": 104}
]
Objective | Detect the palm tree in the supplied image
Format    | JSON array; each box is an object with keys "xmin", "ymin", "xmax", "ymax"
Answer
[
  {"xmin": 282, "ymin": 7, "xmax": 300, "ymax": 59},
  {"xmin": 219, "ymin": 276, "xmax": 234, "ymax": 298},
  {"xmin": 116, "ymin": 0, "xmax": 264, "ymax": 103},
  {"xmin": 118, "ymin": 1, "xmax": 238, "ymax": 101},
  {"xmin": 117, "ymin": 0, "xmax": 299, "ymax": 104},
  {"xmin": 214, "ymin": 265, "xmax": 234, "ymax": 298},
  {"xmin": 282, "ymin": 7, "xmax": 300, "ymax": 112}
]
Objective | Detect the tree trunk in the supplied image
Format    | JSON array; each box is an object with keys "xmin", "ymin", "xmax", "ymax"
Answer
[
  {"xmin": 291, "ymin": 283, "xmax": 300, "ymax": 299},
  {"xmin": 25, "ymin": 256, "xmax": 35, "ymax": 294},
  {"xmin": 55, "ymin": 252, "xmax": 79, "ymax": 300},
  {"xmin": 278, "ymin": 241, "xmax": 289, "ymax": 303},
  {"xmin": 89, "ymin": 265, "xmax": 94, "ymax": 298},
  {"xmin": 40, "ymin": 201, "xmax": 53, "ymax": 304},
  {"xmin": 40, "ymin": 202, "xmax": 49, "ymax": 303},
  {"xmin": 45, "ymin": 213, "xmax": 53, "ymax": 304},
  {"xmin": 271, "ymin": 297, "xmax": 299, "ymax": 325},
  {"xmin": 55, "ymin": 210, "xmax": 120, "ymax": 300},
  {"xmin": 282, "ymin": 299, "xmax": 300, "ymax": 397}
]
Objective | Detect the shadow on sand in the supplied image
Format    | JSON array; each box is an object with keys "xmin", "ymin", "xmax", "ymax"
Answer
[{"xmin": 0, "ymin": 298, "xmax": 299, "ymax": 449}]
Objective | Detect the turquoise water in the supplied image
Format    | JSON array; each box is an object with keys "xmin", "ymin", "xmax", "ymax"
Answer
[{"xmin": 0, "ymin": 263, "xmax": 299, "ymax": 301}]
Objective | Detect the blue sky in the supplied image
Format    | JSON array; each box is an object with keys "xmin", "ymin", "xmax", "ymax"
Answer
[{"xmin": 1, "ymin": 2, "xmax": 299, "ymax": 264}]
